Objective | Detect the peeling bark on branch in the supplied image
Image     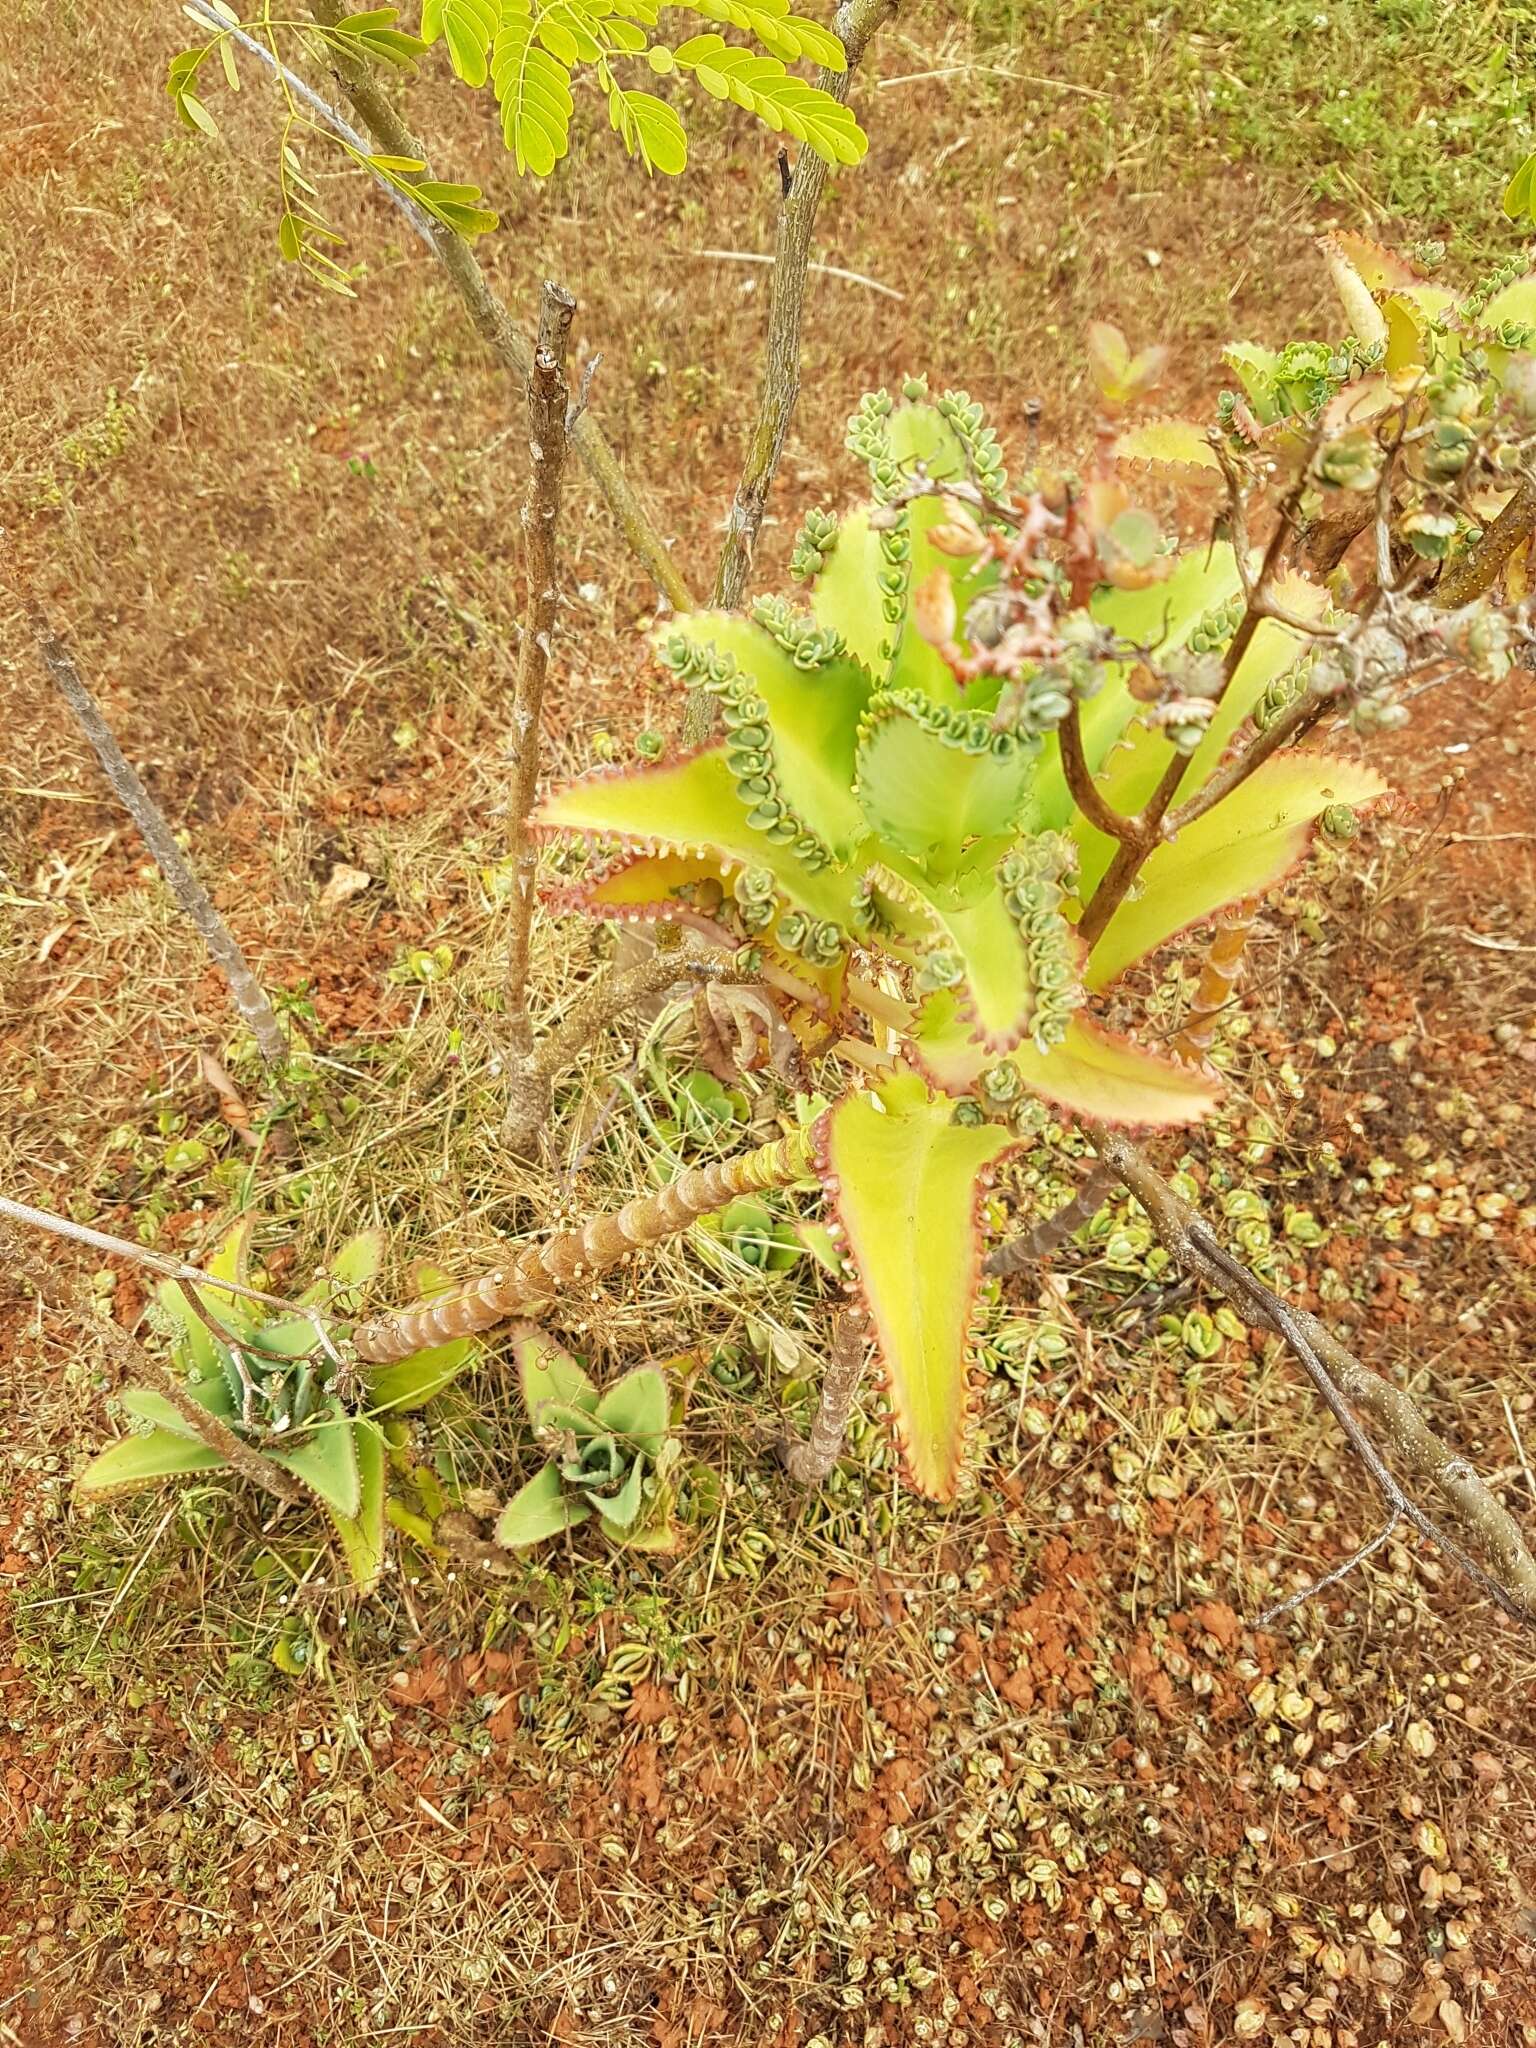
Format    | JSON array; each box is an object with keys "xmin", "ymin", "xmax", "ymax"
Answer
[{"xmin": 504, "ymin": 281, "xmax": 575, "ymax": 1059}]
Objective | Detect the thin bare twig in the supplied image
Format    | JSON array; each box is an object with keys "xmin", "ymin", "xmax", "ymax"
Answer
[
  {"xmin": 1059, "ymin": 703, "xmax": 1139, "ymax": 842},
  {"xmin": 305, "ymin": 0, "xmax": 692, "ymax": 612},
  {"xmin": 9, "ymin": 599, "xmax": 289, "ymax": 1071},
  {"xmin": 504, "ymin": 282, "xmax": 575, "ymax": 1057},
  {"xmin": 1093, "ymin": 1128, "xmax": 1536, "ymax": 1627},
  {"xmin": 707, "ymin": 0, "xmax": 896, "ymax": 619}
]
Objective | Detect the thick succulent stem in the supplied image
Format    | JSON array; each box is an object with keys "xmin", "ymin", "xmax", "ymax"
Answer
[
  {"xmin": 504, "ymin": 281, "xmax": 574, "ymax": 1052},
  {"xmin": 353, "ymin": 1129, "xmax": 814, "ymax": 1361},
  {"xmin": 306, "ymin": 0, "xmax": 692, "ymax": 612},
  {"xmin": 0, "ymin": 1221, "xmax": 307, "ymax": 1508},
  {"xmin": 1171, "ymin": 898, "xmax": 1256, "ymax": 1063},
  {"xmin": 779, "ymin": 1305, "xmax": 868, "ymax": 1484},
  {"xmin": 17, "ymin": 602, "xmax": 288, "ymax": 1073},
  {"xmin": 984, "ymin": 1161, "xmax": 1117, "ymax": 1279}
]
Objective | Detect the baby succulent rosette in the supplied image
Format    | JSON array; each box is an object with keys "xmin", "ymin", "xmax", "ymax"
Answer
[
  {"xmin": 532, "ymin": 381, "xmax": 1382, "ymax": 1497},
  {"xmin": 76, "ymin": 1224, "xmax": 478, "ymax": 1588},
  {"xmin": 497, "ymin": 1327, "xmax": 685, "ymax": 1552}
]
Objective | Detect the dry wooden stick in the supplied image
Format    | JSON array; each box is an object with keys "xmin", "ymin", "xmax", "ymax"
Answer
[
  {"xmin": 0, "ymin": 1220, "xmax": 307, "ymax": 1508},
  {"xmin": 779, "ymin": 1306, "xmax": 868, "ymax": 1484},
  {"xmin": 305, "ymin": 0, "xmax": 692, "ymax": 613},
  {"xmin": 1093, "ymin": 1127, "xmax": 1536, "ymax": 1625},
  {"xmin": 14, "ymin": 598, "xmax": 288, "ymax": 1073},
  {"xmin": 708, "ymin": 0, "xmax": 896, "ymax": 617},
  {"xmin": 504, "ymin": 281, "xmax": 575, "ymax": 1054}
]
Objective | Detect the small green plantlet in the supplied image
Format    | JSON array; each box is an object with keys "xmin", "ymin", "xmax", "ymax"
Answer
[
  {"xmin": 495, "ymin": 1328, "xmax": 689, "ymax": 1552},
  {"xmin": 75, "ymin": 1222, "xmax": 478, "ymax": 1588}
]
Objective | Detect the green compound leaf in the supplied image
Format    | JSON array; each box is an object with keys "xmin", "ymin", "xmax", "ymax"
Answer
[
  {"xmin": 593, "ymin": 1364, "xmax": 669, "ymax": 1457},
  {"xmin": 76, "ymin": 1428, "xmax": 230, "ymax": 1500},
  {"xmin": 491, "ymin": 3, "xmax": 575, "ymax": 174},
  {"xmin": 1086, "ymin": 752, "xmax": 1389, "ymax": 990},
  {"xmin": 688, "ymin": 0, "xmax": 848, "ymax": 68},
  {"xmin": 268, "ymin": 1401, "xmax": 362, "ymax": 1520},
  {"xmin": 818, "ymin": 1073, "xmax": 1014, "ymax": 1499},
  {"xmin": 326, "ymin": 1418, "xmax": 388, "ymax": 1590},
  {"xmin": 496, "ymin": 1460, "xmax": 593, "ymax": 1546},
  {"xmin": 515, "ymin": 1325, "xmax": 599, "ymax": 1421},
  {"xmin": 670, "ymin": 34, "xmax": 866, "ymax": 167},
  {"xmin": 420, "ymin": 0, "xmax": 498, "ymax": 84},
  {"xmin": 854, "ymin": 693, "xmax": 1032, "ymax": 880},
  {"xmin": 608, "ymin": 83, "xmax": 689, "ymax": 174}
]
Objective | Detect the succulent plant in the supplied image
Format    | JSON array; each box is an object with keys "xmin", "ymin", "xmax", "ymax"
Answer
[
  {"xmin": 523, "ymin": 380, "xmax": 1382, "ymax": 1497},
  {"xmin": 495, "ymin": 1328, "xmax": 685, "ymax": 1551},
  {"xmin": 77, "ymin": 1223, "xmax": 478, "ymax": 1588}
]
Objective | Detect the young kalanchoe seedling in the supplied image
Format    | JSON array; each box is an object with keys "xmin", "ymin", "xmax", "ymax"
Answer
[
  {"xmin": 495, "ymin": 1328, "xmax": 685, "ymax": 1552},
  {"xmin": 77, "ymin": 1222, "xmax": 480, "ymax": 1589}
]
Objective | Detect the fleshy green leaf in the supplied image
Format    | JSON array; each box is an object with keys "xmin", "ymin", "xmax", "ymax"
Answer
[
  {"xmin": 1113, "ymin": 417, "xmax": 1220, "ymax": 473},
  {"xmin": 326, "ymin": 1418, "xmax": 388, "ymax": 1590},
  {"xmin": 297, "ymin": 1227, "xmax": 386, "ymax": 1310},
  {"xmin": 534, "ymin": 748, "xmax": 864, "ymax": 927},
  {"xmin": 1478, "ymin": 272, "xmax": 1536, "ymax": 331},
  {"xmin": 593, "ymin": 1365, "xmax": 669, "ymax": 1457},
  {"xmin": 76, "ymin": 1428, "xmax": 229, "ymax": 1500},
  {"xmin": 590, "ymin": 1456, "xmax": 646, "ymax": 1528},
  {"xmin": 515, "ymin": 1325, "xmax": 598, "ymax": 1421},
  {"xmin": 495, "ymin": 1461, "xmax": 592, "ymax": 1546},
  {"xmin": 121, "ymin": 1377, "xmax": 236, "ymax": 1442},
  {"xmin": 1320, "ymin": 236, "xmax": 1388, "ymax": 348},
  {"xmin": 363, "ymin": 1332, "xmax": 475, "ymax": 1414},
  {"xmin": 872, "ymin": 860, "xmax": 1069, "ymax": 1055},
  {"xmin": 1010, "ymin": 1014, "xmax": 1221, "ymax": 1126},
  {"xmin": 818, "ymin": 1073, "xmax": 1013, "ymax": 1499},
  {"xmin": 1086, "ymin": 753, "xmax": 1388, "ymax": 989},
  {"xmin": 855, "ymin": 694, "xmax": 1032, "ymax": 879},
  {"xmin": 666, "ymin": 612, "xmax": 872, "ymax": 860},
  {"xmin": 269, "ymin": 1400, "xmax": 361, "ymax": 1519}
]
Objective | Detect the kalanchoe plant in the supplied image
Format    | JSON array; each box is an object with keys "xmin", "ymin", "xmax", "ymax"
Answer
[
  {"xmin": 495, "ymin": 377, "xmax": 1384, "ymax": 1495},
  {"xmin": 77, "ymin": 1223, "xmax": 477, "ymax": 1588},
  {"xmin": 496, "ymin": 1328, "xmax": 685, "ymax": 1551}
]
